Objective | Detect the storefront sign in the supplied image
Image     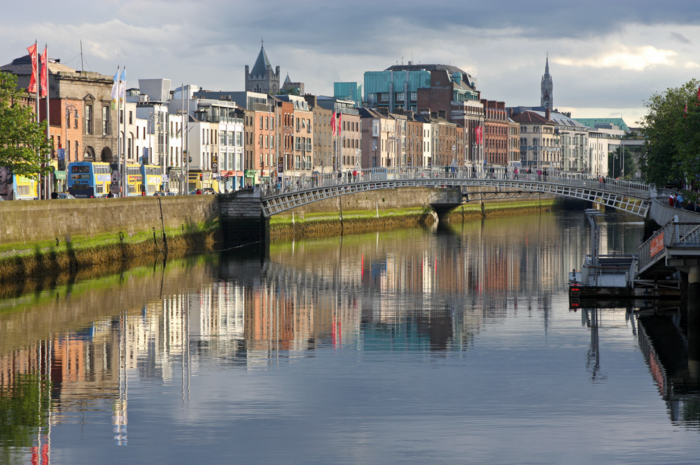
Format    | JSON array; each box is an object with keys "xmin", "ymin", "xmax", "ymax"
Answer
[{"xmin": 650, "ymin": 233, "xmax": 664, "ymax": 257}]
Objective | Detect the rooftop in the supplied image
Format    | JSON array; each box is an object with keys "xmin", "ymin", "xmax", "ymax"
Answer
[{"xmin": 250, "ymin": 46, "xmax": 272, "ymax": 77}]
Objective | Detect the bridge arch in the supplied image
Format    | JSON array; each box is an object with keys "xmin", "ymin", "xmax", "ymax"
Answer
[{"xmin": 260, "ymin": 172, "xmax": 650, "ymax": 218}]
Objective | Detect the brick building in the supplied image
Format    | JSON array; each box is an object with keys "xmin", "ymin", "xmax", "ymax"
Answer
[
  {"xmin": 481, "ymin": 100, "xmax": 508, "ymax": 166},
  {"xmin": 1, "ymin": 55, "xmax": 116, "ymax": 164},
  {"xmin": 364, "ymin": 63, "xmax": 484, "ymax": 166}
]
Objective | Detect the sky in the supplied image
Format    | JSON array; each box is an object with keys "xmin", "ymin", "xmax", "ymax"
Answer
[{"xmin": 2, "ymin": 0, "xmax": 700, "ymax": 126}]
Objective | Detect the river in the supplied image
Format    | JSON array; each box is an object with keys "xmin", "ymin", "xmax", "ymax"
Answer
[{"xmin": 1, "ymin": 209, "xmax": 699, "ymax": 464}]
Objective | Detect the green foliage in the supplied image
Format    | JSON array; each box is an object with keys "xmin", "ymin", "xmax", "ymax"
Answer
[
  {"xmin": 0, "ymin": 374, "xmax": 51, "ymax": 449},
  {"xmin": 608, "ymin": 146, "xmax": 639, "ymax": 179},
  {"xmin": 0, "ymin": 71, "xmax": 53, "ymax": 178},
  {"xmin": 640, "ymin": 79, "xmax": 700, "ymax": 186}
]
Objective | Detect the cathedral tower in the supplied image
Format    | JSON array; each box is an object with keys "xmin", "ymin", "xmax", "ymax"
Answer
[
  {"xmin": 245, "ymin": 42, "xmax": 280, "ymax": 94},
  {"xmin": 541, "ymin": 55, "xmax": 553, "ymax": 110}
]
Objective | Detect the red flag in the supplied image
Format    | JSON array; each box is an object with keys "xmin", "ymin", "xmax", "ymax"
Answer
[
  {"xmin": 337, "ymin": 112, "xmax": 342, "ymax": 136},
  {"xmin": 40, "ymin": 46, "xmax": 48, "ymax": 98},
  {"xmin": 331, "ymin": 111, "xmax": 336, "ymax": 135},
  {"xmin": 697, "ymin": 86, "xmax": 700, "ymax": 101},
  {"xmin": 475, "ymin": 126, "xmax": 483, "ymax": 145},
  {"xmin": 27, "ymin": 43, "xmax": 37, "ymax": 93}
]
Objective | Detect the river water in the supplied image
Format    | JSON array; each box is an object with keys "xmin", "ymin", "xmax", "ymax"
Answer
[{"xmin": 1, "ymin": 209, "xmax": 699, "ymax": 464}]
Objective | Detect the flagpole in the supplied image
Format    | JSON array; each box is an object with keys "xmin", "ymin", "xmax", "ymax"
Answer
[
  {"xmin": 34, "ymin": 41, "xmax": 41, "ymax": 198},
  {"xmin": 116, "ymin": 66, "xmax": 122, "ymax": 197},
  {"xmin": 45, "ymin": 45, "xmax": 50, "ymax": 199},
  {"xmin": 121, "ymin": 68, "xmax": 127, "ymax": 198},
  {"xmin": 180, "ymin": 83, "xmax": 184, "ymax": 195}
]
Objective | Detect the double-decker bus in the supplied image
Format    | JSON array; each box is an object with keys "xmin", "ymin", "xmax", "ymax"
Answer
[
  {"xmin": 140, "ymin": 165, "xmax": 162, "ymax": 195},
  {"xmin": 13, "ymin": 176, "xmax": 39, "ymax": 200},
  {"xmin": 125, "ymin": 164, "xmax": 143, "ymax": 196},
  {"xmin": 67, "ymin": 162, "xmax": 112, "ymax": 198}
]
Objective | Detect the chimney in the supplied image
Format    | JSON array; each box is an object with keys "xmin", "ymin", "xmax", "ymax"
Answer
[{"xmin": 545, "ymin": 108, "xmax": 551, "ymax": 121}]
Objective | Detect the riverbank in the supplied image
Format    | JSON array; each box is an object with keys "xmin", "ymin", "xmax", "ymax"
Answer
[
  {"xmin": 0, "ymin": 196, "xmax": 222, "ymax": 282},
  {"xmin": 270, "ymin": 197, "xmax": 561, "ymax": 241}
]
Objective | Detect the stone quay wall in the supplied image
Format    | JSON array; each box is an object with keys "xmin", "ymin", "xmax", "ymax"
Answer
[
  {"xmin": 267, "ymin": 187, "xmax": 562, "ymax": 240},
  {"xmin": 0, "ymin": 196, "xmax": 222, "ymax": 281}
]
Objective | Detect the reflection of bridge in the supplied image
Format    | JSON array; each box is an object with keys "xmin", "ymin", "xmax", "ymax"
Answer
[{"xmin": 258, "ymin": 167, "xmax": 651, "ymax": 218}]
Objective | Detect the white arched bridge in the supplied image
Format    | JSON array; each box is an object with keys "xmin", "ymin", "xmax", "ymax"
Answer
[{"xmin": 259, "ymin": 167, "xmax": 651, "ymax": 218}]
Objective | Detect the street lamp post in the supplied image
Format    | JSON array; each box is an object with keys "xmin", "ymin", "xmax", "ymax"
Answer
[
  {"xmin": 64, "ymin": 104, "xmax": 79, "ymax": 165},
  {"xmin": 62, "ymin": 104, "xmax": 79, "ymax": 194}
]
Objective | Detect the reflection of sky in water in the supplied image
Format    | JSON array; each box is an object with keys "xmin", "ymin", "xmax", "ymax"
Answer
[{"xmin": 3, "ymin": 210, "xmax": 700, "ymax": 464}]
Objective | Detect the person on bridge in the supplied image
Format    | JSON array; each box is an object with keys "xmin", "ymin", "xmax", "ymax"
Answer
[
  {"xmin": 676, "ymin": 194, "xmax": 684, "ymax": 208},
  {"xmin": 669, "ymin": 195, "xmax": 675, "ymax": 207}
]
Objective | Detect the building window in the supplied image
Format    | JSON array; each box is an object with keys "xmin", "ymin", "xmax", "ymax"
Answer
[
  {"xmin": 102, "ymin": 106, "xmax": 110, "ymax": 135},
  {"xmin": 85, "ymin": 105, "xmax": 93, "ymax": 135},
  {"xmin": 129, "ymin": 111, "xmax": 133, "ymax": 125}
]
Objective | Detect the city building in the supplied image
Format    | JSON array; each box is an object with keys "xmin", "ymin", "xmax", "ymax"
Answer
[
  {"xmin": 280, "ymin": 74, "xmax": 304, "ymax": 95},
  {"xmin": 1, "ymin": 55, "xmax": 117, "ymax": 166},
  {"xmin": 359, "ymin": 108, "xmax": 395, "ymax": 168},
  {"xmin": 334, "ymin": 82, "xmax": 362, "ymax": 108},
  {"xmin": 304, "ymin": 95, "xmax": 334, "ymax": 173},
  {"xmin": 481, "ymin": 100, "xmax": 509, "ymax": 166},
  {"xmin": 512, "ymin": 110, "xmax": 557, "ymax": 169},
  {"xmin": 363, "ymin": 63, "xmax": 484, "ymax": 164},
  {"xmin": 416, "ymin": 110, "xmax": 458, "ymax": 168},
  {"xmin": 130, "ymin": 79, "xmax": 172, "ymax": 179},
  {"xmin": 191, "ymin": 99, "xmax": 244, "ymax": 191},
  {"xmin": 277, "ymin": 95, "xmax": 313, "ymax": 174},
  {"xmin": 245, "ymin": 43, "xmax": 280, "ymax": 94},
  {"xmin": 575, "ymin": 117, "xmax": 631, "ymax": 133},
  {"xmin": 508, "ymin": 118, "xmax": 521, "ymax": 167},
  {"xmin": 313, "ymin": 96, "xmax": 361, "ymax": 171}
]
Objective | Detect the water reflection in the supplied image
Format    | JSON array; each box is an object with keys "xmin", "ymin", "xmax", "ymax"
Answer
[
  {"xmin": 637, "ymin": 307, "xmax": 700, "ymax": 428},
  {"xmin": 3, "ymin": 210, "xmax": 700, "ymax": 463}
]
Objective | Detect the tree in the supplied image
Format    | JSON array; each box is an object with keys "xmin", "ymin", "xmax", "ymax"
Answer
[
  {"xmin": 0, "ymin": 71, "xmax": 53, "ymax": 179},
  {"xmin": 608, "ymin": 144, "xmax": 640, "ymax": 179}
]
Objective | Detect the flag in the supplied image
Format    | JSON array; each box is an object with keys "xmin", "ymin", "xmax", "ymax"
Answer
[
  {"xmin": 40, "ymin": 46, "xmax": 48, "ymax": 98},
  {"xmin": 331, "ymin": 111, "xmax": 336, "ymax": 135},
  {"xmin": 110, "ymin": 69, "xmax": 119, "ymax": 110},
  {"xmin": 685, "ymin": 103, "xmax": 688, "ymax": 117},
  {"xmin": 337, "ymin": 112, "xmax": 342, "ymax": 136},
  {"xmin": 119, "ymin": 67, "xmax": 126, "ymax": 106},
  {"xmin": 475, "ymin": 126, "xmax": 483, "ymax": 145},
  {"xmin": 697, "ymin": 86, "xmax": 700, "ymax": 101},
  {"xmin": 27, "ymin": 43, "xmax": 37, "ymax": 93}
]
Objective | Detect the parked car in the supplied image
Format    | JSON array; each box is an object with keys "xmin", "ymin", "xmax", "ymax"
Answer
[
  {"xmin": 202, "ymin": 188, "xmax": 216, "ymax": 195},
  {"xmin": 52, "ymin": 193, "xmax": 76, "ymax": 199}
]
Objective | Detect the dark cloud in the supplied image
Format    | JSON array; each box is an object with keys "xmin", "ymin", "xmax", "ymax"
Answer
[{"xmin": 670, "ymin": 31, "xmax": 691, "ymax": 44}]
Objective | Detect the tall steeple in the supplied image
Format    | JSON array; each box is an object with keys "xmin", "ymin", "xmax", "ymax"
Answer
[
  {"xmin": 245, "ymin": 42, "xmax": 280, "ymax": 94},
  {"xmin": 541, "ymin": 54, "xmax": 553, "ymax": 110}
]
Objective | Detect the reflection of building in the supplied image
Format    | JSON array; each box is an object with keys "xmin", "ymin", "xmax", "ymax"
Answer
[{"xmin": 638, "ymin": 313, "xmax": 700, "ymax": 427}]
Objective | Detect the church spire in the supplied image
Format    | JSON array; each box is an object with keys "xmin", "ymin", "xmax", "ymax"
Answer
[{"xmin": 541, "ymin": 54, "xmax": 553, "ymax": 110}]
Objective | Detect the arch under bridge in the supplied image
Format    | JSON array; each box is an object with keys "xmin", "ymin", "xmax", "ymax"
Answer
[{"xmin": 259, "ymin": 168, "xmax": 651, "ymax": 218}]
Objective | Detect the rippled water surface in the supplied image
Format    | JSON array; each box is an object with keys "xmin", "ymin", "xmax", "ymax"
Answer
[{"xmin": 1, "ymin": 210, "xmax": 699, "ymax": 464}]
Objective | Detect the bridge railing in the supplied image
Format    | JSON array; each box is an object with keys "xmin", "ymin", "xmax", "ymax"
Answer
[
  {"xmin": 638, "ymin": 218, "xmax": 700, "ymax": 273},
  {"xmin": 260, "ymin": 166, "xmax": 650, "ymax": 199}
]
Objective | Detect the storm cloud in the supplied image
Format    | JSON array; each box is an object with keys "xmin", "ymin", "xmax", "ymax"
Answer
[{"xmin": 2, "ymin": 0, "xmax": 700, "ymax": 124}]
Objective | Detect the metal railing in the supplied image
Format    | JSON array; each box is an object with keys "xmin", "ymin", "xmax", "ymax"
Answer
[
  {"xmin": 638, "ymin": 218, "xmax": 700, "ymax": 273},
  {"xmin": 259, "ymin": 166, "xmax": 651, "ymax": 199}
]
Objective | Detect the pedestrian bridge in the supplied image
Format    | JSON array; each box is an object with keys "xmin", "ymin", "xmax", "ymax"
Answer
[{"xmin": 259, "ymin": 167, "xmax": 651, "ymax": 218}]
